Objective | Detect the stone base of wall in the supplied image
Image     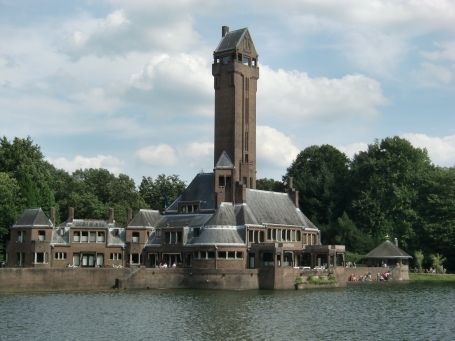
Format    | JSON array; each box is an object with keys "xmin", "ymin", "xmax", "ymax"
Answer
[
  {"xmin": 0, "ymin": 268, "xmax": 129, "ymax": 293},
  {"xmin": 344, "ymin": 266, "xmax": 409, "ymax": 282},
  {"xmin": 0, "ymin": 266, "xmax": 347, "ymax": 292}
]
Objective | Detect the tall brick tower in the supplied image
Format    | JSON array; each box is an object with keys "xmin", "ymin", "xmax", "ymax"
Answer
[{"xmin": 212, "ymin": 26, "xmax": 259, "ymax": 206}]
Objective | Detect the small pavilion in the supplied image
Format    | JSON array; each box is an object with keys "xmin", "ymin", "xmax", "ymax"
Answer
[{"xmin": 364, "ymin": 237, "xmax": 412, "ymax": 267}]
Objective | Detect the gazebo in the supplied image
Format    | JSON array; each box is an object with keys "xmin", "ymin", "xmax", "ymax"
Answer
[{"xmin": 364, "ymin": 237, "xmax": 412, "ymax": 267}]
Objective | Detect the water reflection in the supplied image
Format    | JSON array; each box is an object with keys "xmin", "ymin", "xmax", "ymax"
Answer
[{"xmin": 1, "ymin": 283, "xmax": 454, "ymax": 341}]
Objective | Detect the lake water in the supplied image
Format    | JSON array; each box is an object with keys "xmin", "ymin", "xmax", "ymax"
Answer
[{"xmin": 1, "ymin": 282, "xmax": 454, "ymax": 341}]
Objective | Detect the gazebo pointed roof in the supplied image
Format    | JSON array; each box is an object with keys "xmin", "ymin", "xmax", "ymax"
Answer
[{"xmin": 364, "ymin": 239, "xmax": 412, "ymax": 259}]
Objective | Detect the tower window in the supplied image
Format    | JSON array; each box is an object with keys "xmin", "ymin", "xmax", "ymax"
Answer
[
  {"xmin": 226, "ymin": 176, "xmax": 231, "ymax": 187},
  {"xmin": 243, "ymin": 56, "xmax": 250, "ymax": 66},
  {"xmin": 238, "ymin": 53, "xmax": 242, "ymax": 62},
  {"xmin": 245, "ymin": 154, "xmax": 248, "ymax": 162},
  {"xmin": 252, "ymin": 58, "xmax": 257, "ymax": 66},
  {"xmin": 243, "ymin": 177, "xmax": 247, "ymax": 185},
  {"xmin": 230, "ymin": 74, "xmax": 234, "ymax": 85},
  {"xmin": 219, "ymin": 176, "xmax": 225, "ymax": 186},
  {"xmin": 222, "ymin": 55, "xmax": 230, "ymax": 64}
]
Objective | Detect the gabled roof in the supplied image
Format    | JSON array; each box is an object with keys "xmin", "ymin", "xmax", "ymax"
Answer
[
  {"xmin": 128, "ymin": 209, "xmax": 161, "ymax": 228},
  {"xmin": 166, "ymin": 173, "xmax": 215, "ymax": 211},
  {"xmin": 13, "ymin": 208, "xmax": 53, "ymax": 228},
  {"xmin": 215, "ymin": 28, "xmax": 248, "ymax": 53},
  {"xmin": 364, "ymin": 240, "xmax": 412, "ymax": 259},
  {"xmin": 215, "ymin": 151, "xmax": 234, "ymax": 169},
  {"xmin": 243, "ymin": 189, "xmax": 316, "ymax": 228}
]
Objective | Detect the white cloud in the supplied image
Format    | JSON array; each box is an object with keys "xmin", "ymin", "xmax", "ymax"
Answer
[
  {"xmin": 411, "ymin": 61, "xmax": 453, "ymax": 86},
  {"xmin": 259, "ymin": 66, "xmax": 388, "ymax": 122},
  {"xmin": 134, "ymin": 144, "xmax": 178, "ymax": 167},
  {"xmin": 401, "ymin": 133, "xmax": 455, "ymax": 167},
  {"xmin": 257, "ymin": 126, "xmax": 300, "ymax": 168},
  {"xmin": 336, "ymin": 142, "xmax": 368, "ymax": 160},
  {"xmin": 46, "ymin": 155, "xmax": 125, "ymax": 175},
  {"xmin": 421, "ymin": 40, "xmax": 455, "ymax": 62}
]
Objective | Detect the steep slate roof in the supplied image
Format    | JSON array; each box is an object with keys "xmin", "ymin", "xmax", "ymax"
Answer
[
  {"xmin": 215, "ymin": 28, "xmax": 248, "ymax": 53},
  {"xmin": 364, "ymin": 240, "xmax": 412, "ymax": 259},
  {"xmin": 166, "ymin": 173, "xmax": 215, "ymax": 211},
  {"xmin": 243, "ymin": 189, "xmax": 316, "ymax": 228},
  {"xmin": 215, "ymin": 151, "xmax": 234, "ymax": 168},
  {"xmin": 127, "ymin": 209, "xmax": 161, "ymax": 228},
  {"xmin": 188, "ymin": 226, "xmax": 246, "ymax": 246},
  {"xmin": 13, "ymin": 208, "xmax": 53, "ymax": 228}
]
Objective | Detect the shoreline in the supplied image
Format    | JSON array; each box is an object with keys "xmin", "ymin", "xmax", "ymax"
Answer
[{"xmin": 409, "ymin": 273, "xmax": 455, "ymax": 282}]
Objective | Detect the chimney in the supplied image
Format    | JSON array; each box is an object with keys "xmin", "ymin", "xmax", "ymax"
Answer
[
  {"xmin": 68, "ymin": 207, "xmax": 74, "ymax": 223},
  {"xmin": 394, "ymin": 238, "xmax": 398, "ymax": 247},
  {"xmin": 288, "ymin": 177, "xmax": 293, "ymax": 190},
  {"xmin": 127, "ymin": 208, "xmax": 133, "ymax": 224},
  {"xmin": 222, "ymin": 26, "xmax": 229, "ymax": 37},
  {"xmin": 50, "ymin": 207, "xmax": 56, "ymax": 226},
  {"xmin": 108, "ymin": 208, "xmax": 114, "ymax": 224}
]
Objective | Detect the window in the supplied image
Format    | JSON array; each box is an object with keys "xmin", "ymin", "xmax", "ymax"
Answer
[
  {"xmin": 245, "ymin": 154, "xmax": 248, "ymax": 162},
  {"xmin": 200, "ymin": 251, "xmax": 207, "ymax": 259},
  {"xmin": 17, "ymin": 253, "xmax": 25, "ymax": 266},
  {"xmin": 237, "ymin": 53, "xmax": 242, "ymax": 62},
  {"xmin": 55, "ymin": 252, "xmax": 67, "ymax": 260},
  {"xmin": 97, "ymin": 231, "xmax": 105, "ymax": 242},
  {"xmin": 113, "ymin": 229, "xmax": 119, "ymax": 237},
  {"xmin": 35, "ymin": 253, "xmax": 45, "ymax": 264},
  {"xmin": 222, "ymin": 55, "xmax": 230, "ymax": 64},
  {"xmin": 218, "ymin": 251, "xmax": 227, "ymax": 259},
  {"xmin": 207, "ymin": 252, "xmax": 215, "ymax": 259},
  {"xmin": 252, "ymin": 58, "xmax": 257, "ymax": 66},
  {"xmin": 131, "ymin": 253, "xmax": 140, "ymax": 264},
  {"xmin": 73, "ymin": 231, "xmax": 80, "ymax": 242},
  {"xmin": 132, "ymin": 232, "xmax": 139, "ymax": 243},
  {"xmin": 249, "ymin": 230, "xmax": 254, "ymax": 242},
  {"xmin": 17, "ymin": 231, "xmax": 26, "ymax": 243},
  {"xmin": 97, "ymin": 254, "xmax": 104, "ymax": 267},
  {"xmin": 219, "ymin": 176, "xmax": 225, "ymax": 186},
  {"xmin": 81, "ymin": 231, "xmax": 88, "ymax": 242},
  {"xmin": 193, "ymin": 227, "xmax": 200, "ymax": 237},
  {"xmin": 226, "ymin": 177, "xmax": 231, "ymax": 187},
  {"xmin": 155, "ymin": 229, "xmax": 161, "ymax": 238},
  {"xmin": 228, "ymin": 251, "xmax": 235, "ymax": 259},
  {"xmin": 89, "ymin": 231, "xmax": 96, "ymax": 242},
  {"xmin": 38, "ymin": 230, "xmax": 45, "ymax": 241},
  {"xmin": 110, "ymin": 253, "xmax": 122, "ymax": 260},
  {"xmin": 262, "ymin": 252, "xmax": 274, "ymax": 267},
  {"xmin": 236, "ymin": 252, "xmax": 243, "ymax": 259},
  {"xmin": 73, "ymin": 254, "xmax": 80, "ymax": 266},
  {"xmin": 243, "ymin": 56, "xmax": 250, "ymax": 66}
]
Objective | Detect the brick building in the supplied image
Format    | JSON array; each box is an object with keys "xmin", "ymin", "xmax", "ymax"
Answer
[{"xmin": 5, "ymin": 26, "xmax": 345, "ymax": 276}]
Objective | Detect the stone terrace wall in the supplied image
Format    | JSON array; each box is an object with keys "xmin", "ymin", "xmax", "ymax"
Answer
[
  {"xmin": 344, "ymin": 266, "xmax": 409, "ymax": 282},
  {"xmin": 116, "ymin": 267, "xmax": 259, "ymax": 290},
  {"xmin": 0, "ymin": 268, "xmax": 129, "ymax": 293}
]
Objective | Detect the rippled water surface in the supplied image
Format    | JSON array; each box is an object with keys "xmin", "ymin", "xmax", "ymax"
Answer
[{"xmin": 1, "ymin": 282, "xmax": 454, "ymax": 341}]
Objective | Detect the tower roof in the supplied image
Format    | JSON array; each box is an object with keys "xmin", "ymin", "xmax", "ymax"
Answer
[
  {"xmin": 214, "ymin": 28, "xmax": 249, "ymax": 53},
  {"xmin": 215, "ymin": 151, "xmax": 234, "ymax": 169},
  {"xmin": 13, "ymin": 208, "xmax": 53, "ymax": 228}
]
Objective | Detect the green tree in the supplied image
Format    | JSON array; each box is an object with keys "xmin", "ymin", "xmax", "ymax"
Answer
[
  {"xmin": 256, "ymin": 178, "xmax": 285, "ymax": 192},
  {"xmin": 0, "ymin": 172, "xmax": 24, "ymax": 260},
  {"xmin": 414, "ymin": 250, "xmax": 424, "ymax": 273},
  {"xmin": 139, "ymin": 174, "xmax": 186, "ymax": 210},
  {"xmin": 430, "ymin": 253, "xmax": 446, "ymax": 273},
  {"xmin": 285, "ymin": 145, "xmax": 350, "ymax": 224},
  {"xmin": 349, "ymin": 137, "xmax": 432, "ymax": 249}
]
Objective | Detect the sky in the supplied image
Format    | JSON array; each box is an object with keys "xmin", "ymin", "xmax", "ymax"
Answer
[{"xmin": 1, "ymin": 0, "xmax": 454, "ymax": 186}]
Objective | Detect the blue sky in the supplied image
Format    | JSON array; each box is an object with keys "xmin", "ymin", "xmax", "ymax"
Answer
[{"xmin": 1, "ymin": 0, "xmax": 454, "ymax": 186}]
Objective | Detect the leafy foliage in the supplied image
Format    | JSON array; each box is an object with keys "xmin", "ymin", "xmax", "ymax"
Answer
[
  {"xmin": 139, "ymin": 174, "xmax": 186, "ymax": 210},
  {"xmin": 285, "ymin": 144, "xmax": 350, "ymax": 225},
  {"xmin": 256, "ymin": 178, "xmax": 285, "ymax": 192}
]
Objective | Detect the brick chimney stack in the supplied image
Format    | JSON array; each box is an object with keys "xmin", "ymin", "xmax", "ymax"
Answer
[
  {"xmin": 50, "ymin": 207, "xmax": 55, "ymax": 225},
  {"xmin": 108, "ymin": 208, "xmax": 114, "ymax": 224},
  {"xmin": 68, "ymin": 207, "xmax": 74, "ymax": 223},
  {"xmin": 222, "ymin": 26, "xmax": 229, "ymax": 37}
]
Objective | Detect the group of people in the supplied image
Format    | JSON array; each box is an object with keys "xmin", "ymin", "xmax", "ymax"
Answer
[
  {"xmin": 378, "ymin": 271, "xmax": 391, "ymax": 281},
  {"xmin": 157, "ymin": 262, "xmax": 177, "ymax": 268},
  {"xmin": 348, "ymin": 272, "xmax": 372, "ymax": 281},
  {"xmin": 346, "ymin": 262, "xmax": 356, "ymax": 268}
]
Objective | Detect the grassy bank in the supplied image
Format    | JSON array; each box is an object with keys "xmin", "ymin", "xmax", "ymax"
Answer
[{"xmin": 409, "ymin": 273, "xmax": 455, "ymax": 282}]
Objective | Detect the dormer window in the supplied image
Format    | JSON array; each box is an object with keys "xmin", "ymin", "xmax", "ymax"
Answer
[
  {"xmin": 38, "ymin": 231, "xmax": 45, "ymax": 241},
  {"xmin": 132, "ymin": 232, "xmax": 139, "ymax": 243},
  {"xmin": 222, "ymin": 55, "xmax": 230, "ymax": 64},
  {"xmin": 194, "ymin": 227, "xmax": 201, "ymax": 237},
  {"xmin": 156, "ymin": 229, "xmax": 161, "ymax": 238}
]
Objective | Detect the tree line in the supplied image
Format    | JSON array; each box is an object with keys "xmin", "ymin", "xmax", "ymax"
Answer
[
  {"xmin": 0, "ymin": 137, "xmax": 186, "ymax": 260},
  {"xmin": 1, "ymin": 136, "xmax": 454, "ymax": 270},
  {"xmin": 257, "ymin": 137, "xmax": 454, "ymax": 271}
]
